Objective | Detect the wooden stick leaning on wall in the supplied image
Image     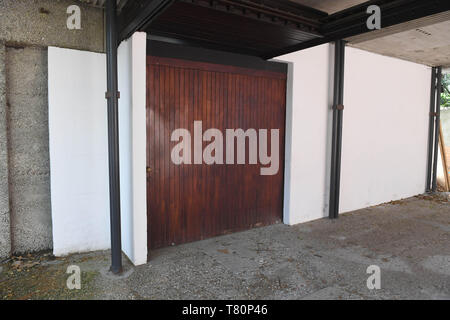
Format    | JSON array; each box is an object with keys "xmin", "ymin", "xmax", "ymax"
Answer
[{"xmin": 439, "ymin": 121, "xmax": 450, "ymax": 192}]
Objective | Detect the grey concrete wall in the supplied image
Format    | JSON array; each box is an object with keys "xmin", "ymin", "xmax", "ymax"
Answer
[
  {"xmin": 6, "ymin": 47, "xmax": 52, "ymax": 254},
  {"xmin": 0, "ymin": 42, "xmax": 11, "ymax": 259},
  {"xmin": 0, "ymin": 0, "xmax": 104, "ymax": 52},
  {"xmin": 0, "ymin": 0, "xmax": 105, "ymax": 258}
]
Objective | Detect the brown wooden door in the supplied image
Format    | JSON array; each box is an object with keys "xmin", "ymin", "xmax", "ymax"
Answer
[{"xmin": 146, "ymin": 56, "xmax": 286, "ymax": 250}]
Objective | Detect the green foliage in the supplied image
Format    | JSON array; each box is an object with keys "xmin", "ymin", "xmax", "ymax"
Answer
[{"xmin": 442, "ymin": 73, "xmax": 450, "ymax": 109}]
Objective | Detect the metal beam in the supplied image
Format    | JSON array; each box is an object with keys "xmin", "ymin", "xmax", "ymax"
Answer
[
  {"xmin": 432, "ymin": 66, "xmax": 443, "ymax": 192},
  {"xmin": 118, "ymin": 0, "xmax": 175, "ymax": 41},
  {"xmin": 105, "ymin": 0, "xmax": 123, "ymax": 274},
  {"xmin": 426, "ymin": 67, "xmax": 437, "ymax": 192},
  {"xmin": 329, "ymin": 40, "xmax": 346, "ymax": 220}
]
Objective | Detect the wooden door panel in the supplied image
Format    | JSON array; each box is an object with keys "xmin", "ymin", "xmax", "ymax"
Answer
[{"xmin": 147, "ymin": 56, "xmax": 286, "ymax": 250}]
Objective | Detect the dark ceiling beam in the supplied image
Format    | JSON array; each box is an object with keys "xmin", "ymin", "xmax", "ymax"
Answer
[
  {"xmin": 147, "ymin": 33, "xmax": 262, "ymax": 56},
  {"xmin": 118, "ymin": 0, "xmax": 175, "ymax": 41},
  {"xmin": 262, "ymin": 36, "xmax": 327, "ymax": 59},
  {"xmin": 262, "ymin": 0, "xmax": 450, "ymax": 59},
  {"xmin": 179, "ymin": 0, "xmax": 326, "ymax": 34},
  {"xmin": 251, "ymin": 0, "xmax": 328, "ymax": 19}
]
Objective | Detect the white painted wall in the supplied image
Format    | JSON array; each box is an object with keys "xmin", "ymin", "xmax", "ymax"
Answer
[
  {"xmin": 48, "ymin": 47, "xmax": 110, "ymax": 256},
  {"xmin": 118, "ymin": 32, "xmax": 148, "ymax": 266},
  {"xmin": 340, "ymin": 47, "xmax": 430, "ymax": 213},
  {"xmin": 277, "ymin": 44, "xmax": 334, "ymax": 225},
  {"xmin": 278, "ymin": 45, "xmax": 431, "ymax": 225}
]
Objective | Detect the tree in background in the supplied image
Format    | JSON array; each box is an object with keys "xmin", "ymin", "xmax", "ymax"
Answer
[{"xmin": 442, "ymin": 73, "xmax": 450, "ymax": 108}]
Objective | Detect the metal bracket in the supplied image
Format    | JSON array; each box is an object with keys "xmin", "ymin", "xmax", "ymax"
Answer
[
  {"xmin": 105, "ymin": 91, "xmax": 121, "ymax": 99},
  {"xmin": 430, "ymin": 112, "xmax": 438, "ymax": 117},
  {"xmin": 334, "ymin": 104, "xmax": 344, "ymax": 111}
]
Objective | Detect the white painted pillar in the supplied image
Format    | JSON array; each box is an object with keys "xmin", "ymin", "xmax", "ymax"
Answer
[{"xmin": 118, "ymin": 32, "xmax": 148, "ymax": 266}]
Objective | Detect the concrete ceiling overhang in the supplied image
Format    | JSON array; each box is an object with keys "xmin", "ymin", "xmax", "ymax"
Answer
[
  {"xmin": 346, "ymin": 11, "xmax": 450, "ymax": 67},
  {"xmin": 291, "ymin": 1, "xmax": 450, "ymax": 67}
]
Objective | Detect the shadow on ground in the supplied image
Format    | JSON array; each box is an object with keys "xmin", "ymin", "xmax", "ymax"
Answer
[{"xmin": 1, "ymin": 194, "xmax": 449, "ymax": 300}]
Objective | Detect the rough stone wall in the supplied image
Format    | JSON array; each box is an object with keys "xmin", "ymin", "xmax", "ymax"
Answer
[
  {"xmin": 6, "ymin": 47, "xmax": 52, "ymax": 254},
  {"xmin": 0, "ymin": 0, "xmax": 105, "ymax": 258},
  {"xmin": 0, "ymin": 0, "xmax": 104, "ymax": 52},
  {"xmin": 0, "ymin": 42, "xmax": 11, "ymax": 259}
]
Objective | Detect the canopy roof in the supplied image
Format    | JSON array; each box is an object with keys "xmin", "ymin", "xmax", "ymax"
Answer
[{"xmin": 79, "ymin": 0, "xmax": 450, "ymax": 65}]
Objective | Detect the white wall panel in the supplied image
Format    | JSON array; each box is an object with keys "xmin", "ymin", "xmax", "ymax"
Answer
[
  {"xmin": 278, "ymin": 45, "xmax": 430, "ymax": 224},
  {"xmin": 48, "ymin": 47, "xmax": 110, "ymax": 255}
]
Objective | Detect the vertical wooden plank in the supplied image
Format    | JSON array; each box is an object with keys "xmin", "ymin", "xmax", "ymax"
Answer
[
  {"xmin": 195, "ymin": 68, "xmax": 202, "ymax": 242},
  {"xmin": 187, "ymin": 68, "xmax": 195, "ymax": 242},
  {"xmin": 173, "ymin": 66, "xmax": 181, "ymax": 244},
  {"xmin": 231, "ymin": 73, "xmax": 238, "ymax": 229},
  {"xmin": 179, "ymin": 68, "xmax": 186, "ymax": 243},
  {"xmin": 163, "ymin": 66, "xmax": 170, "ymax": 246},
  {"xmin": 216, "ymin": 71, "xmax": 223, "ymax": 234},
  {"xmin": 204, "ymin": 71, "xmax": 211, "ymax": 237}
]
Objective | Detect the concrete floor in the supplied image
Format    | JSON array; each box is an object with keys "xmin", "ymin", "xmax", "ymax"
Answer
[{"xmin": 1, "ymin": 194, "xmax": 449, "ymax": 300}]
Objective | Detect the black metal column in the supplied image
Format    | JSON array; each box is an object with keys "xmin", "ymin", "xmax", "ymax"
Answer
[
  {"xmin": 105, "ymin": 0, "xmax": 122, "ymax": 274},
  {"xmin": 329, "ymin": 40, "xmax": 346, "ymax": 219},
  {"xmin": 432, "ymin": 66, "xmax": 443, "ymax": 192},
  {"xmin": 426, "ymin": 67, "xmax": 437, "ymax": 192}
]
